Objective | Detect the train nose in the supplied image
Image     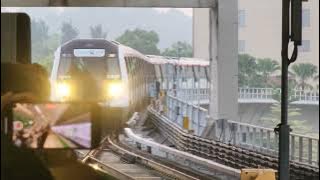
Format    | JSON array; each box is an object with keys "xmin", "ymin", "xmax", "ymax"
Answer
[{"xmin": 73, "ymin": 81, "xmax": 105, "ymax": 101}]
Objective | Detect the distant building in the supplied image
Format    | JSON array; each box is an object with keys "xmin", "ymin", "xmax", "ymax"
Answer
[{"xmin": 193, "ymin": 0, "xmax": 319, "ymax": 68}]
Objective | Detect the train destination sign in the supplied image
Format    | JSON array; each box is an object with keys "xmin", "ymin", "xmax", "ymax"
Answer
[{"xmin": 74, "ymin": 49, "xmax": 105, "ymax": 57}]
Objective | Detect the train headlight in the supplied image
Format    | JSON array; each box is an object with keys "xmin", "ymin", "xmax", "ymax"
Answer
[
  {"xmin": 108, "ymin": 82, "xmax": 124, "ymax": 98},
  {"xmin": 56, "ymin": 82, "xmax": 71, "ymax": 98}
]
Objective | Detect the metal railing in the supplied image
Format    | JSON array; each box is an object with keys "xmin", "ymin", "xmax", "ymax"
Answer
[
  {"xmin": 168, "ymin": 88, "xmax": 210, "ymax": 104},
  {"xmin": 161, "ymin": 94, "xmax": 319, "ymax": 167},
  {"xmin": 167, "ymin": 87, "xmax": 319, "ymax": 104},
  {"xmin": 238, "ymin": 88, "xmax": 275, "ymax": 100},
  {"xmin": 291, "ymin": 90, "xmax": 319, "ymax": 102},
  {"xmin": 164, "ymin": 95, "xmax": 209, "ymax": 136},
  {"xmin": 214, "ymin": 119, "xmax": 319, "ymax": 167}
]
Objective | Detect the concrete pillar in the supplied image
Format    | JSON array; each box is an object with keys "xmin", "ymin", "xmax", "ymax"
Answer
[{"xmin": 209, "ymin": 0, "xmax": 238, "ymax": 121}]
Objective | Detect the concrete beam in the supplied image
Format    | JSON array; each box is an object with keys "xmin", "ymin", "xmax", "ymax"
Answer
[
  {"xmin": 209, "ymin": 0, "xmax": 238, "ymax": 121},
  {"xmin": 2, "ymin": 0, "xmax": 216, "ymax": 7}
]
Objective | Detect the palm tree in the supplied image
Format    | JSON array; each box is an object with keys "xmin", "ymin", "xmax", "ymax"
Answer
[
  {"xmin": 256, "ymin": 58, "xmax": 280, "ymax": 87},
  {"xmin": 290, "ymin": 63, "xmax": 318, "ymax": 91},
  {"xmin": 314, "ymin": 74, "xmax": 319, "ymax": 90},
  {"xmin": 314, "ymin": 74, "xmax": 319, "ymax": 81}
]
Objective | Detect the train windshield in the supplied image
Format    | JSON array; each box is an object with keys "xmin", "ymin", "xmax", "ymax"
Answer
[{"xmin": 57, "ymin": 55, "xmax": 121, "ymax": 80}]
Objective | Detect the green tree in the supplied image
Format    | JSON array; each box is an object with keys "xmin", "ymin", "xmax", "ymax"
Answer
[
  {"xmin": 290, "ymin": 63, "xmax": 318, "ymax": 91},
  {"xmin": 61, "ymin": 22, "xmax": 79, "ymax": 44},
  {"xmin": 116, "ymin": 28, "xmax": 160, "ymax": 55},
  {"xmin": 31, "ymin": 20, "xmax": 60, "ymax": 73},
  {"xmin": 256, "ymin": 58, "xmax": 280, "ymax": 87},
  {"xmin": 31, "ymin": 19, "xmax": 49, "ymax": 44},
  {"xmin": 34, "ymin": 34, "xmax": 61, "ymax": 73},
  {"xmin": 31, "ymin": 19, "xmax": 50, "ymax": 60},
  {"xmin": 90, "ymin": 24, "xmax": 108, "ymax": 39},
  {"xmin": 313, "ymin": 74, "xmax": 319, "ymax": 90},
  {"xmin": 238, "ymin": 54, "xmax": 260, "ymax": 87},
  {"xmin": 162, "ymin": 41, "xmax": 192, "ymax": 57}
]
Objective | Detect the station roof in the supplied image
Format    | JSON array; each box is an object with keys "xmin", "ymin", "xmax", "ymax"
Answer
[{"xmin": 2, "ymin": 0, "xmax": 217, "ymax": 7}]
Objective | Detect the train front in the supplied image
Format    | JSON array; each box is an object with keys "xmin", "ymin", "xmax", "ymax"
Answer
[{"xmin": 50, "ymin": 39, "xmax": 129, "ymax": 131}]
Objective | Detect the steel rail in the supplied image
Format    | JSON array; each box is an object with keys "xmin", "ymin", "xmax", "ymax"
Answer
[
  {"xmin": 148, "ymin": 107, "xmax": 319, "ymax": 179},
  {"xmin": 78, "ymin": 134, "xmax": 199, "ymax": 180}
]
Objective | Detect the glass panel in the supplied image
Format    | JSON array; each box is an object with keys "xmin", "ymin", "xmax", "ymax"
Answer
[
  {"xmin": 58, "ymin": 56, "xmax": 120, "ymax": 80},
  {"xmin": 238, "ymin": 10, "xmax": 246, "ymax": 27},
  {"xmin": 302, "ymin": 9, "xmax": 310, "ymax": 28}
]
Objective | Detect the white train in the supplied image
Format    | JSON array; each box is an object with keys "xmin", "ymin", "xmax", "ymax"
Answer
[{"xmin": 51, "ymin": 39, "xmax": 210, "ymax": 132}]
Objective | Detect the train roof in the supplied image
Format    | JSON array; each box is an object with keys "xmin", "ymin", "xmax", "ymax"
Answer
[
  {"xmin": 55, "ymin": 39, "xmax": 209, "ymax": 67},
  {"xmin": 120, "ymin": 44, "xmax": 150, "ymax": 62},
  {"xmin": 146, "ymin": 55, "xmax": 209, "ymax": 67},
  {"xmin": 59, "ymin": 39, "xmax": 118, "ymax": 53}
]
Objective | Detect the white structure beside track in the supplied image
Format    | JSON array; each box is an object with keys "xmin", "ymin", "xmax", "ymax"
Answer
[{"xmin": 123, "ymin": 128, "xmax": 241, "ymax": 180}]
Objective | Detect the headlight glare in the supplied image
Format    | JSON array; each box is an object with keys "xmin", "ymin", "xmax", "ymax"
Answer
[
  {"xmin": 108, "ymin": 82, "xmax": 124, "ymax": 98},
  {"xmin": 56, "ymin": 82, "xmax": 70, "ymax": 98}
]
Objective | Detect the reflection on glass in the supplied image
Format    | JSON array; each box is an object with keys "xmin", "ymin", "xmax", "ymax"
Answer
[{"xmin": 12, "ymin": 103, "xmax": 92, "ymax": 149}]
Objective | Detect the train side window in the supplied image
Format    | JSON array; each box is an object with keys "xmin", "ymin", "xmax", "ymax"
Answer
[
  {"xmin": 160, "ymin": 64, "xmax": 166, "ymax": 79},
  {"xmin": 136, "ymin": 58, "xmax": 142, "ymax": 84},
  {"xmin": 125, "ymin": 57, "xmax": 130, "ymax": 73},
  {"xmin": 154, "ymin": 65, "xmax": 161, "ymax": 80},
  {"xmin": 125, "ymin": 57, "xmax": 132, "ymax": 75},
  {"xmin": 152, "ymin": 65, "xmax": 157, "ymax": 81},
  {"xmin": 132, "ymin": 57, "xmax": 137, "ymax": 75},
  {"xmin": 142, "ymin": 61, "xmax": 147, "ymax": 79}
]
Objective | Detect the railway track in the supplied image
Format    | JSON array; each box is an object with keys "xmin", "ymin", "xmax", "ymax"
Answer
[
  {"xmin": 148, "ymin": 107, "xmax": 319, "ymax": 180},
  {"xmin": 77, "ymin": 136, "xmax": 199, "ymax": 180}
]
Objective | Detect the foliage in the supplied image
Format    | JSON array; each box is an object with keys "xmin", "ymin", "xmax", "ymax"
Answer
[
  {"xmin": 90, "ymin": 24, "xmax": 108, "ymax": 39},
  {"xmin": 238, "ymin": 54, "xmax": 318, "ymax": 92},
  {"xmin": 313, "ymin": 74, "xmax": 319, "ymax": 90},
  {"xmin": 238, "ymin": 54, "xmax": 260, "ymax": 87},
  {"xmin": 31, "ymin": 19, "xmax": 50, "ymax": 59},
  {"xmin": 61, "ymin": 21, "xmax": 79, "ymax": 44},
  {"xmin": 161, "ymin": 41, "xmax": 192, "ymax": 57},
  {"xmin": 290, "ymin": 63, "xmax": 318, "ymax": 91},
  {"xmin": 31, "ymin": 19, "xmax": 49, "ymax": 44},
  {"xmin": 256, "ymin": 58, "xmax": 280, "ymax": 87},
  {"xmin": 31, "ymin": 20, "xmax": 60, "ymax": 73},
  {"xmin": 116, "ymin": 28, "xmax": 160, "ymax": 55}
]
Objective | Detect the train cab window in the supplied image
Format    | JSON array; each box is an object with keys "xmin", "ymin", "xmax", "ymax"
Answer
[
  {"xmin": 57, "ymin": 54, "xmax": 121, "ymax": 80},
  {"xmin": 106, "ymin": 55, "xmax": 121, "ymax": 79}
]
